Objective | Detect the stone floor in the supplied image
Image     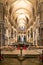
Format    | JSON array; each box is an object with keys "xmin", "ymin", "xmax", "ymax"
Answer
[{"xmin": 0, "ymin": 58, "xmax": 43, "ymax": 65}]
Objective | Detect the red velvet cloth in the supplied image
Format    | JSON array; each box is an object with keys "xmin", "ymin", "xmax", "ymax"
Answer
[
  {"xmin": 0, "ymin": 55, "xmax": 4, "ymax": 60},
  {"xmin": 17, "ymin": 45, "xmax": 20, "ymax": 50},
  {"xmin": 23, "ymin": 46, "xmax": 27, "ymax": 50}
]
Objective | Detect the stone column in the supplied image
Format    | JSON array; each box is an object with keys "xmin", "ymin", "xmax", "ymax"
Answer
[
  {"xmin": 26, "ymin": 30, "xmax": 28, "ymax": 42},
  {"xmin": 33, "ymin": 31, "xmax": 35, "ymax": 45},
  {"xmin": 16, "ymin": 31, "xmax": 17, "ymax": 42},
  {"xmin": 36, "ymin": 28, "xmax": 38, "ymax": 46},
  {"xmin": 5, "ymin": 29, "xmax": 9, "ymax": 45}
]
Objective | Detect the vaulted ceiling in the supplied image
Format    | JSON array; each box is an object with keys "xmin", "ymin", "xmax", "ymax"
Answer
[
  {"xmin": 0, "ymin": 0, "xmax": 43, "ymax": 32},
  {"xmin": 9, "ymin": 0, "xmax": 33, "ymax": 31}
]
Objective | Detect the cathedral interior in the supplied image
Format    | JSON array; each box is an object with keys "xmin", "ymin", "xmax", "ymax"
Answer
[{"xmin": 0, "ymin": 0, "xmax": 43, "ymax": 65}]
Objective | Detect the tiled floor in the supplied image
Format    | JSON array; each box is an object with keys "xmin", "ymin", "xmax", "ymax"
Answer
[{"xmin": 0, "ymin": 58, "xmax": 43, "ymax": 65}]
